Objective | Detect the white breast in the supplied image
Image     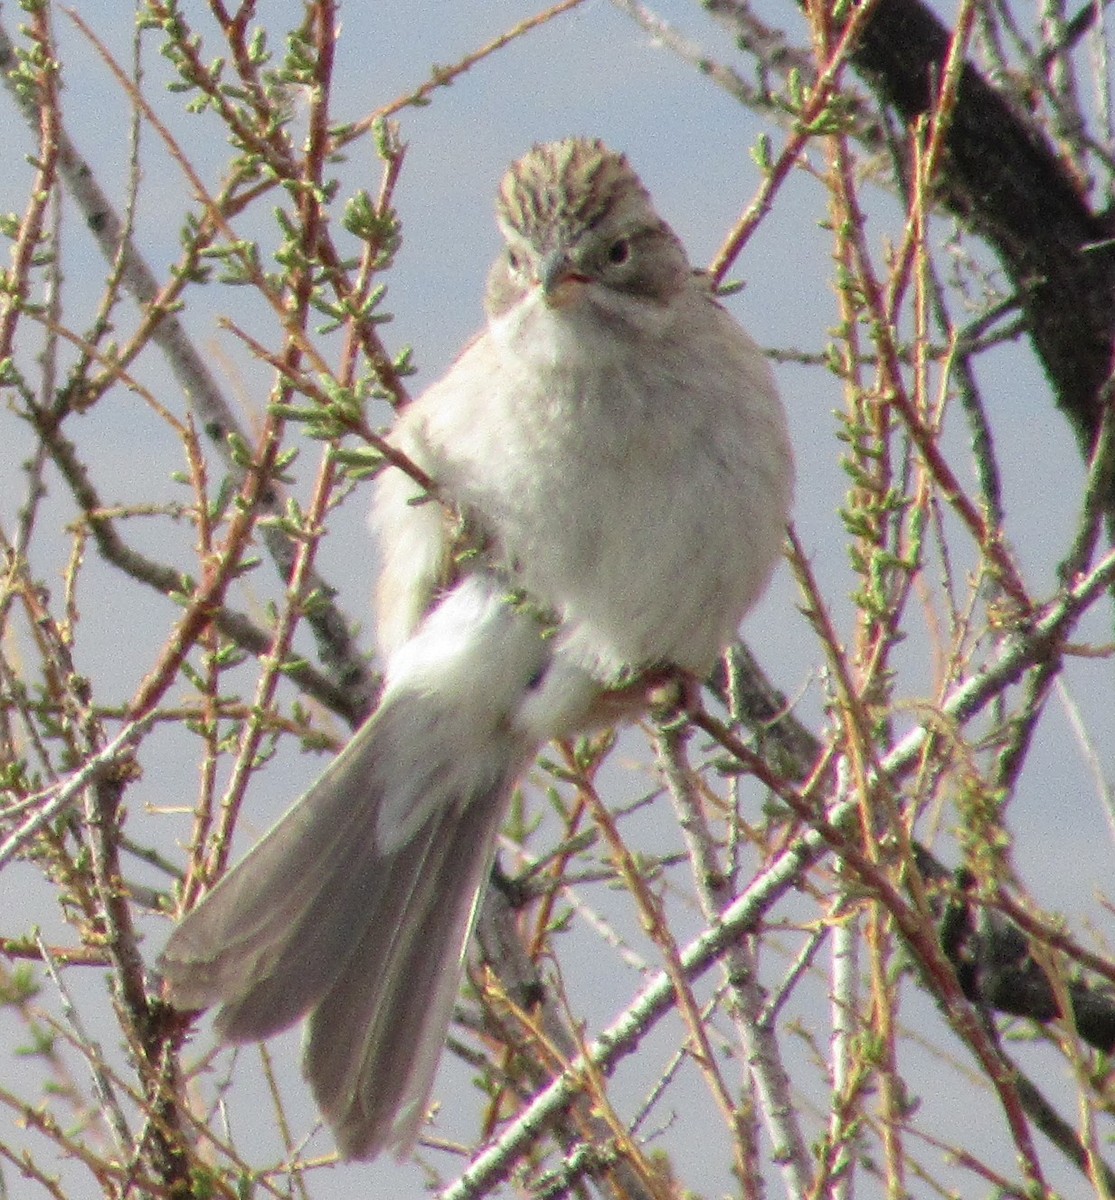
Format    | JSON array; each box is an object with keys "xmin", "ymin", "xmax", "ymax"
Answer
[{"xmin": 395, "ymin": 280, "xmax": 792, "ymax": 680}]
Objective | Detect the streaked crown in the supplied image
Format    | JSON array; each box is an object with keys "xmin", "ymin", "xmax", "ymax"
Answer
[{"xmin": 496, "ymin": 138, "xmax": 651, "ymax": 250}]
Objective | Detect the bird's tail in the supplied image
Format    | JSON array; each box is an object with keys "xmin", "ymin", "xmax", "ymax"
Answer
[{"xmin": 161, "ymin": 578, "xmax": 546, "ymax": 1158}]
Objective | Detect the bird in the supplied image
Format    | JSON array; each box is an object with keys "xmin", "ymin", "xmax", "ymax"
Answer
[{"xmin": 160, "ymin": 137, "xmax": 794, "ymax": 1161}]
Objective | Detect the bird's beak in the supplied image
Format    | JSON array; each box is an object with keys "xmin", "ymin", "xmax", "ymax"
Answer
[{"xmin": 539, "ymin": 250, "xmax": 589, "ymax": 309}]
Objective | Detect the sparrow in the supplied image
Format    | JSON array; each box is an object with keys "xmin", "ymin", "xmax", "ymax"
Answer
[{"xmin": 161, "ymin": 137, "xmax": 794, "ymax": 1160}]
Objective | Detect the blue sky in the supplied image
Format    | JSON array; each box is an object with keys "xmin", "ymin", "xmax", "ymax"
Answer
[{"xmin": 1, "ymin": 3, "xmax": 1112, "ymax": 1196}]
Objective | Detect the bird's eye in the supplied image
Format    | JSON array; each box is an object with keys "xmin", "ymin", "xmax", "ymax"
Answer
[
  {"xmin": 507, "ymin": 248, "xmax": 522, "ymax": 272},
  {"xmin": 607, "ymin": 238, "xmax": 630, "ymax": 265}
]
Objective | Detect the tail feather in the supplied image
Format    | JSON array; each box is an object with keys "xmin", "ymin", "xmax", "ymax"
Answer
[
  {"xmin": 304, "ymin": 783, "xmax": 510, "ymax": 1158},
  {"xmin": 159, "ymin": 575, "xmax": 564, "ymax": 1157},
  {"xmin": 162, "ymin": 717, "xmax": 404, "ymax": 1036},
  {"xmin": 161, "ymin": 691, "xmax": 519, "ymax": 1021}
]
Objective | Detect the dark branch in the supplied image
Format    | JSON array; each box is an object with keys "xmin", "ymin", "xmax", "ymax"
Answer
[{"xmin": 848, "ymin": 0, "xmax": 1115, "ymax": 465}]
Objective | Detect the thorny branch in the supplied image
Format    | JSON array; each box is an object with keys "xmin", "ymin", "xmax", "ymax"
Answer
[{"xmin": 0, "ymin": 2, "xmax": 1113, "ymax": 1198}]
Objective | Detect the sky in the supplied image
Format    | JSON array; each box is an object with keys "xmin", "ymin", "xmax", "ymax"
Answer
[{"xmin": 0, "ymin": 1, "xmax": 1113, "ymax": 1197}]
